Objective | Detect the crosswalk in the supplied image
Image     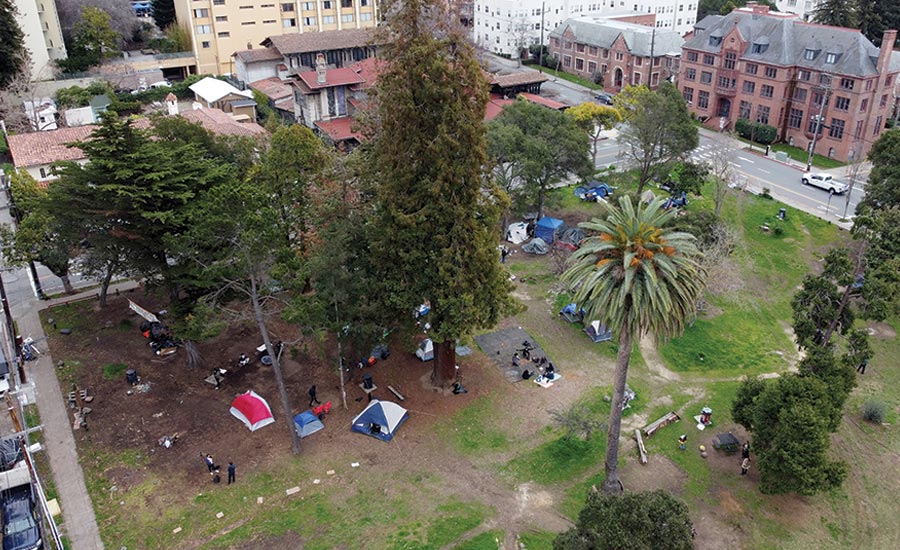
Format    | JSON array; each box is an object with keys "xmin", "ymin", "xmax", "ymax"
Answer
[{"xmin": 689, "ymin": 143, "xmax": 717, "ymax": 163}]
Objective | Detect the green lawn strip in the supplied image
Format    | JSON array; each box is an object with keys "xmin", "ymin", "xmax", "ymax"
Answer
[
  {"xmin": 387, "ymin": 500, "xmax": 494, "ymax": 550},
  {"xmin": 41, "ymin": 302, "xmax": 94, "ymax": 333},
  {"xmin": 517, "ymin": 529, "xmax": 558, "ymax": 549},
  {"xmin": 23, "ymin": 405, "xmax": 60, "ymax": 504},
  {"xmin": 770, "ymin": 143, "xmax": 846, "ymax": 170},
  {"xmin": 534, "ymin": 67, "xmax": 600, "ymax": 90},
  {"xmin": 506, "ymin": 431, "xmax": 605, "ymax": 486},
  {"xmin": 435, "ymin": 394, "xmax": 511, "ymax": 455},
  {"xmin": 451, "ymin": 529, "xmax": 505, "ymax": 550}
]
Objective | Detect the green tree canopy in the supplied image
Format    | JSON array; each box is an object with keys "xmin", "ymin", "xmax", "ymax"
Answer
[
  {"xmin": 61, "ymin": 6, "xmax": 121, "ymax": 71},
  {"xmin": 615, "ymin": 83, "xmax": 698, "ymax": 194},
  {"xmin": 566, "ymin": 102, "xmax": 622, "ymax": 167},
  {"xmin": 562, "ymin": 197, "xmax": 706, "ymax": 493},
  {"xmin": 151, "ymin": 0, "xmax": 176, "ymax": 30},
  {"xmin": 486, "ymin": 99, "xmax": 591, "ymax": 218},
  {"xmin": 812, "ymin": 0, "xmax": 858, "ymax": 27},
  {"xmin": 366, "ymin": 0, "xmax": 513, "ymax": 384},
  {"xmin": 555, "ymin": 489, "xmax": 694, "ymax": 550},
  {"xmin": 0, "ymin": 0, "xmax": 27, "ymax": 88},
  {"xmin": 861, "ymin": 128, "xmax": 900, "ymax": 211}
]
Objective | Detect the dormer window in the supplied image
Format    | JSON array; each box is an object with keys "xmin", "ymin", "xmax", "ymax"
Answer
[
  {"xmin": 804, "ymin": 48, "xmax": 817, "ymax": 61},
  {"xmin": 825, "ymin": 52, "xmax": 840, "ymax": 64},
  {"xmin": 709, "ymin": 36, "xmax": 722, "ymax": 46},
  {"xmin": 751, "ymin": 40, "xmax": 769, "ymax": 54}
]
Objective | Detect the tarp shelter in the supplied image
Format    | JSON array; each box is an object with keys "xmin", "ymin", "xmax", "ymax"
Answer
[
  {"xmin": 585, "ymin": 320, "xmax": 613, "ymax": 343},
  {"xmin": 506, "ymin": 222, "xmax": 529, "ymax": 244},
  {"xmin": 560, "ymin": 303, "xmax": 584, "ymax": 323},
  {"xmin": 351, "ymin": 399, "xmax": 409, "ymax": 442},
  {"xmin": 230, "ymin": 390, "xmax": 275, "ymax": 432},
  {"xmin": 293, "ymin": 411, "xmax": 325, "ymax": 439},
  {"xmin": 535, "ymin": 217, "xmax": 564, "ymax": 243},
  {"xmin": 522, "ymin": 237, "xmax": 549, "ymax": 255}
]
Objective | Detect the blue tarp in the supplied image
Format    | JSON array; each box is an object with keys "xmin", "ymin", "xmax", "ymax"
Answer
[
  {"xmin": 293, "ymin": 411, "xmax": 325, "ymax": 438},
  {"xmin": 351, "ymin": 400, "xmax": 409, "ymax": 442},
  {"xmin": 535, "ymin": 217, "xmax": 564, "ymax": 243}
]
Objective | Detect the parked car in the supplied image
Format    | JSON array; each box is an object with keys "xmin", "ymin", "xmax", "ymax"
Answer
[
  {"xmin": 594, "ymin": 91, "xmax": 614, "ymax": 105},
  {"xmin": 801, "ymin": 173, "xmax": 849, "ymax": 194},
  {"xmin": 1, "ymin": 484, "xmax": 41, "ymax": 550}
]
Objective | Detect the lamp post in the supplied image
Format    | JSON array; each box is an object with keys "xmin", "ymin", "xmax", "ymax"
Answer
[{"xmin": 538, "ymin": 2, "xmax": 546, "ymax": 70}]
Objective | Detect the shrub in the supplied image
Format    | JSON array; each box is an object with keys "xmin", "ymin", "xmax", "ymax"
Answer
[
  {"xmin": 761, "ymin": 187, "xmax": 773, "ymax": 199},
  {"xmin": 102, "ymin": 363, "xmax": 129, "ymax": 380},
  {"xmin": 734, "ymin": 118, "xmax": 777, "ymax": 144},
  {"xmin": 861, "ymin": 401, "xmax": 886, "ymax": 424}
]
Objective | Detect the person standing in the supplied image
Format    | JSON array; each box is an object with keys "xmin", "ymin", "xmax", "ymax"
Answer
[
  {"xmin": 203, "ymin": 453, "xmax": 214, "ymax": 473},
  {"xmin": 501, "ymin": 246, "xmax": 509, "ymax": 264},
  {"xmin": 678, "ymin": 434, "xmax": 687, "ymax": 451},
  {"xmin": 308, "ymin": 385, "xmax": 320, "ymax": 408},
  {"xmin": 857, "ymin": 358, "xmax": 868, "ymax": 374},
  {"xmin": 227, "ymin": 462, "xmax": 236, "ymax": 484},
  {"xmin": 741, "ymin": 442, "xmax": 750, "ymax": 460},
  {"xmin": 741, "ymin": 457, "xmax": 751, "ymax": 476}
]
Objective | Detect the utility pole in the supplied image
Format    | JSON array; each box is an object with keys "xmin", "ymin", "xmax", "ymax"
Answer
[
  {"xmin": 538, "ymin": 1, "xmax": 546, "ymax": 69},
  {"xmin": 0, "ymin": 271, "xmax": 22, "ymax": 385},
  {"xmin": 807, "ymin": 76, "xmax": 832, "ymax": 172},
  {"xmin": 647, "ymin": 28, "xmax": 656, "ymax": 88}
]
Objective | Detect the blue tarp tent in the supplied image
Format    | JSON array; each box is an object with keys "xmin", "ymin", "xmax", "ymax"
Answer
[
  {"xmin": 351, "ymin": 400, "xmax": 409, "ymax": 442},
  {"xmin": 293, "ymin": 411, "xmax": 325, "ymax": 438},
  {"xmin": 535, "ymin": 217, "xmax": 564, "ymax": 243},
  {"xmin": 560, "ymin": 303, "xmax": 584, "ymax": 323}
]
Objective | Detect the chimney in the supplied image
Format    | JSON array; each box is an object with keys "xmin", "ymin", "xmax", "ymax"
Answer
[
  {"xmin": 745, "ymin": 2, "xmax": 769, "ymax": 15},
  {"xmin": 316, "ymin": 53, "xmax": 327, "ymax": 84},
  {"xmin": 877, "ymin": 29, "xmax": 898, "ymax": 76},
  {"xmin": 165, "ymin": 93, "xmax": 178, "ymax": 116}
]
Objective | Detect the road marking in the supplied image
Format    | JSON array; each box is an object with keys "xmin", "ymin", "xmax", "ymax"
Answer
[
  {"xmin": 732, "ymin": 167, "xmax": 859, "ymax": 211},
  {"xmin": 737, "ymin": 156, "xmax": 755, "ymax": 163},
  {"xmin": 729, "ymin": 162, "xmax": 741, "ymax": 168},
  {"xmin": 758, "ymin": 169, "xmax": 770, "ymax": 174}
]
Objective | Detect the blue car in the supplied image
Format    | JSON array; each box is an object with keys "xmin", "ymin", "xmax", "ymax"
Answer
[{"xmin": 2, "ymin": 485, "xmax": 41, "ymax": 550}]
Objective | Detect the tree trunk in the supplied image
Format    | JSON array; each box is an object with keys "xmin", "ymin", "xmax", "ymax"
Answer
[
  {"xmin": 336, "ymin": 337, "xmax": 348, "ymax": 410},
  {"xmin": 537, "ymin": 183, "xmax": 546, "ymax": 220},
  {"xmin": 602, "ymin": 327, "xmax": 633, "ymax": 495},
  {"xmin": 432, "ymin": 339, "xmax": 457, "ymax": 386},
  {"xmin": 59, "ymin": 274, "xmax": 75, "ymax": 294},
  {"xmin": 250, "ymin": 279, "xmax": 301, "ymax": 455},
  {"xmin": 98, "ymin": 262, "xmax": 115, "ymax": 307}
]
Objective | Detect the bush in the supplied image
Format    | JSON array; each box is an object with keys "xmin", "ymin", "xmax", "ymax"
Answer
[
  {"xmin": 735, "ymin": 118, "xmax": 777, "ymax": 144},
  {"xmin": 861, "ymin": 401, "xmax": 886, "ymax": 424},
  {"xmin": 102, "ymin": 363, "xmax": 129, "ymax": 380}
]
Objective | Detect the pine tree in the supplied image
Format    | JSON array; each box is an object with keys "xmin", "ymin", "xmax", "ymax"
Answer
[
  {"xmin": 0, "ymin": 0, "xmax": 27, "ymax": 88},
  {"xmin": 151, "ymin": 0, "xmax": 176, "ymax": 30},
  {"xmin": 812, "ymin": 0, "xmax": 858, "ymax": 28},
  {"xmin": 366, "ymin": 0, "xmax": 513, "ymax": 385}
]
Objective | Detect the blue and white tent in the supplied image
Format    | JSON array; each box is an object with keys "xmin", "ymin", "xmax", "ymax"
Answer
[
  {"xmin": 293, "ymin": 411, "xmax": 325, "ymax": 439},
  {"xmin": 351, "ymin": 400, "xmax": 409, "ymax": 442},
  {"xmin": 535, "ymin": 217, "xmax": 564, "ymax": 243}
]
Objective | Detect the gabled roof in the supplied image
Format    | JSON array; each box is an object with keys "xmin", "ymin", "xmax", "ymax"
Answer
[
  {"xmin": 684, "ymin": 11, "xmax": 891, "ymax": 77},
  {"xmin": 548, "ymin": 18, "xmax": 685, "ymax": 57},
  {"xmin": 249, "ymin": 77, "xmax": 293, "ymax": 101},
  {"xmin": 487, "ymin": 71, "xmax": 549, "ymax": 88},
  {"xmin": 262, "ymin": 28, "xmax": 373, "ymax": 55},
  {"xmin": 233, "ymin": 48, "xmax": 283, "ymax": 63},
  {"xmin": 350, "ymin": 56, "xmax": 385, "ymax": 90},
  {"xmin": 295, "ymin": 68, "xmax": 366, "ymax": 92},
  {"xmin": 484, "ymin": 98, "xmax": 515, "ymax": 121},
  {"xmin": 7, "ymin": 125, "xmax": 98, "ymax": 168},
  {"xmin": 179, "ymin": 108, "xmax": 268, "ymax": 138},
  {"xmin": 189, "ymin": 77, "xmax": 253, "ymax": 103},
  {"xmin": 315, "ymin": 117, "xmax": 363, "ymax": 142}
]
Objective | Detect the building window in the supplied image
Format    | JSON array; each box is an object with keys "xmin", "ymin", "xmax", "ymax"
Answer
[
  {"xmin": 241, "ymin": 21, "xmax": 256, "ymax": 25},
  {"xmin": 793, "ymin": 88, "xmax": 807, "ymax": 101},
  {"xmin": 808, "ymin": 117, "xmax": 823, "ymax": 134},
  {"xmin": 757, "ymin": 105, "xmax": 770, "ymax": 125},
  {"xmin": 743, "ymin": 81, "xmax": 755, "ymax": 94},
  {"xmin": 709, "ymin": 35, "xmax": 722, "ymax": 47},
  {"xmin": 563, "ymin": 55, "xmax": 571, "ymax": 67},
  {"xmin": 788, "ymin": 108, "xmax": 803, "ymax": 128},
  {"xmin": 698, "ymin": 90, "xmax": 709, "ymax": 109},
  {"xmin": 703, "ymin": 54, "xmax": 714, "ymax": 65},
  {"xmin": 798, "ymin": 70, "xmax": 810, "ymax": 81},
  {"xmin": 718, "ymin": 75, "xmax": 734, "ymax": 88},
  {"xmin": 764, "ymin": 66, "xmax": 776, "ymax": 78},
  {"xmin": 700, "ymin": 71, "xmax": 712, "ymax": 84},
  {"xmin": 886, "ymin": 75, "xmax": 894, "ymax": 87},
  {"xmin": 589, "ymin": 46, "xmax": 598, "ymax": 55},
  {"xmin": 829, "ymin": 118, "xmax": 845, "ymax": 139},
  {"xmin": 576, "ymin": 58, "xmax": 584, "ymax": 70},
  {"xmin": 588, "ymin": 61, "xmax": 597, "ymax": 73},
  {"xmin": 875, "ymin": 115, "xmax": 883, "ymax": 135},
  {"xmin": 602, "ymin": 49, "xmax": 609, "ymax": 59},
  {"xmin": 724, "ymin": 51, "xmax": 736, "ymax": 70},
  {"xmin": 635, "ymin": 57, "xmax": 643, "ymax": 66},
  {"xmin": 342, "ymin": 13, "xmax": 353, "ymax": 22},
  {"xmin": 760, "ymin": 85, "xmax": 774, "ymax": 98},
  {"xmin": 687, "ymin": 51, "xmax": 698, "ymax": 62},
  {"xmin": 576, "ymin": 44, "xmax": 585, "ymax": 53},
  {"xmin": 39, "ymin": 168, "xmax": 47, "ymax": 178},
  {"xmin": 196, "ymin": 24, "xmax": 211, "ymax": 34},
  {"xmin": 745, "ymin": 63, "xmax": 758, "ymax": 75},
  {"xmin": 854, "ymin": 120, "xmax": 864, "ymax": 139},
  {"xmin": 601, "ymin": 63, "xmax": 607, "ymax": 74},
  {"xmin": 213, "ymin": 0, "xmax": 225, "ymax": 4},
  {"xmin": 342, "ymin": 0, "xmax": 352, "ymax": 6},
  {"xmin": 860, "ymin": 98, "xmax": 868, "ymax": 112},
  {"xmin": 825, "ymin": 52, "xmax": 839, "ymax": 64},
  {"xmin": 323, "ymin": 15, "xmax": 335, "ymax": 23},
  {"xmin": 202, "ymin": 41, "xmax": 211, "ymax": 48},
  {"xmin": 360, "ymin": 12, "xmax": 371, "ymax": 20},
  {"xmin": 301, "ymin": 2, "xmax": 314, "ymax": 9},
  {"xmin": 263, "ymin": 19, "xmax": 276, "ymax": 23},
  {"xmin": 194, "ymin": 8, "xmax": 209, "ymax": 17},
  {"xmin": 564, "ymin": 40, "xmax": 573, "ymax": 49},
  {"xmin": 281, "ymin": 2, "xmax": 294, "ymax": 11},
  {"xmin": 804, "ymin": 49, "xmax": 816, "ymax": 60},
  {"xmin": 239, "ymin": 4, "xmax": 253, "ymax": 8},
  {"xmin": 683, "ymin": 86, "xmax": 694, "ymax": 103},
  {"xmin": 739, "ymin": 100, "xmax": 751, "ymax": 119},
  {"xmin": 813, "ymin": 91, "xmax": 828, "ymax": 107},
  {"xmin": 218, "ymin": 31, "xmax": 230, "ymax": 37},
  {"xmin": 834, "ymin": 96, "xmax": 850, "ymax": 111},
  {"xmin": 685, "ymin": 68, "xmax": 696, "ymax": 80},
  {"xmin": 751, "ymin": 42, "xmax": 768, "ymax": 54},
  {"xmin": 839, "ymin": 78, "xmax": 854, "ymax": 90},
  {"xmin": 215, "ymin": 15, "xmax": 227, "ymax": 21},
  {"xmin": 881, "ymin": 94, "xmax": 888, "ymax": 108},
  {"xmin": 615, "ymin": 52, "xmax": 624, "ymax": 61},
  {"xmin": 284, "ymin": 17, "xmax": 297, "ymax": 26},
  {"xmin": 323, "ymin": 0, "xmax": 333, "ymax": 8}
]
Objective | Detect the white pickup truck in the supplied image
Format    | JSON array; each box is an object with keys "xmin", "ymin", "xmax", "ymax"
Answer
[{"xmin": 801, "ymin": 173, "xmax": 849, "ymax": 194}]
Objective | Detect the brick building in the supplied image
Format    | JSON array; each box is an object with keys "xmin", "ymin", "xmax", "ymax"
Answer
[
  {"xmin": 679, "ymin": 3, "xmax": 900, "ymax": 162},
  {"xmin": 548, "ymin": 16, "xmax": 684, "ymax": 92}
]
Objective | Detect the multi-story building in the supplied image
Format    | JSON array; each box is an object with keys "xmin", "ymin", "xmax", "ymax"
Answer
[
  {"xmin": 174, "ymin": 0, "xmax": 380, "ymax": 75},
  {"xmin": 548, "ymin": 16, "xmax": 683, "ymax": 91},
  {"xmin": 679, "ymin": 3, "xmax": 900, "ymax": 162},
  {"xmin": 775, "ymin": 0, "xmax": 818, "ymax": 21},
  {"xmin": 474, "ymin": 0, "xmax": 697, "ymax": 56},
  {"xmin": 12, "ymin": 0, "xmax": 67, "ymax": 80}
]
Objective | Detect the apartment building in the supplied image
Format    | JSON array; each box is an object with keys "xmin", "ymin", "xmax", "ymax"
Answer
[
  {"xmin": 474, "ymin": 0, "xmax": 696, "ymax": 56},
  {"xmin": 775, "ymin": 0, "xmax": 818, "ymax": 20},
  {"xmin": 13, "ymin": 0, "xmax": 67, "ymax": 80},
  {"xmin": 548, "ymin": 16, "xmax": 683, "ymax": 91},
  {"xmin": 175, "ymin": 0, "xmax": 379, "ymax": 75},
  {"xmin": 679, "ymin": 3, "xmax": 900, "ymax": 162}
]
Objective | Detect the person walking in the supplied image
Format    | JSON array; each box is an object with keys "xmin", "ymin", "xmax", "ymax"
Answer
[
  {"xmin": 227, "ymin": 462, "xmax": 236, "ymax": 484},
  {"xmin": 500, "ymin": 246, "xmax": 509, "ymax": 264},
  {"xmin": 741, "ymin": 457, "xmax": 751, "ymax": 476},
  {"xmin": 308, "ymin": 385, "xmax": 320, "ymax": 408},
  {"xmin": 203, "ymin": 453, "xmax": 214, "ymax": 473},
  {"xmin": 741, "ymin": 442, "xmax": 750, "ymax": 460},
  {"xmin": 678, "ymin": 434, "xmax": 687, "ymax": 451},
  {"xmin": 857, "ymin": 358, "xmax": 868, "ymax": 374}
]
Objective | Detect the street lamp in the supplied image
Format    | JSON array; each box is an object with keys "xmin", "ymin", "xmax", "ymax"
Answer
[{"xmin": 826, "ymin": 188, "xmax": 834, "ymax": 218}]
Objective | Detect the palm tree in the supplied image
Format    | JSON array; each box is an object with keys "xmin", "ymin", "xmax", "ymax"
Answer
[{"xmin": 562, "ymin": 196, "xmax": 706, "ymax": 494}]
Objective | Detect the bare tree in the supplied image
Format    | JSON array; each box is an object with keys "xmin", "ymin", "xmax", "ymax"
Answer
[
  {"xmin": 707, "ymin": 134, "xmax": 738, "ymax": 216},
  {"xmin": 57, "ymin": 0, "xmax": 140, "ymax": 44},
  {"xmin": 511, "ymin": 15, "xmax": 530, "ymax": 68},
  {"xmin": 842, "ymin": 144, "xmax": 866, "ymax": 220}
]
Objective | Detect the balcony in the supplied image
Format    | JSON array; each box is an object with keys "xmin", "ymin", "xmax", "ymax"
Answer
[
  {"xmin": 715, "ymin": 84, "xmax": 737, "ymax": 97},
  {"xmin": 714, "ymin": 69, "xmax": 738, "ymax": 97}
]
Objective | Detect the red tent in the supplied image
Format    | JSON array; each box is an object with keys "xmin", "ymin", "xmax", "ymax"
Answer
[{"xmin": 229, "ymin": 390, "xmax": 275, "ymax": 431}]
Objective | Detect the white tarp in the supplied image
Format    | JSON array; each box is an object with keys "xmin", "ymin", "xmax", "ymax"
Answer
[{"xmin": 506, "ymin": 222, "xmax": 529, "ymax": 244}]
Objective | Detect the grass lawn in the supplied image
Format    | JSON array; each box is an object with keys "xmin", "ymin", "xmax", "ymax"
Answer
[
  {"xmin": 770, "ymin": 143, "xmax": 846, "ymax": 170},
  {"xmin": 533, "ymin": 66, "xmax": 600, "ymax": 90}
]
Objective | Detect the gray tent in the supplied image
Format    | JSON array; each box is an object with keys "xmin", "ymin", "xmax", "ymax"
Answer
[
  {"xmin": 522, "ymin": 237, "xmax": 549, "ymax": 255},
  {"xmin": 558, "ymin": 227, "xmax": 585, "ymax": 247}
]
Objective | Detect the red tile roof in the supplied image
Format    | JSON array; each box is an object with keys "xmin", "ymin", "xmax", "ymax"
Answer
[
  {"xmin": 233, "ymin": 48, "xmax": 283, "ymax": 63},
  {"xmin": 350, "ymin": 57, "xmax": 385, "ymax": 90},
  {"xmin": 486, "ymin": 71, "xmax": 549, "ymax": 88},
  {"xmin": 484, "ymin": 98, "xmax": 515, "ymax": 121},
  {"xmin": 315, "ymin": 117, "xmax": 363, "ymax": 142},
  {"xmin": 179, "ymin": 108, "xmax": 268, "ymax": 138},
  {"xmin": 7, "ymin": 125, "xmax": 98, "ymax": 168},
  {"xmin": 519, "ymin": 92, "xmax": 568, "ymax": 110},
  {"xmin": 249, "ymin": 77, "xmax": 293, "ymax": 101},
  {"xmin": 295, "ymin": 67, "xmax": 366, "ymax": 91},
  {"xmin": 263, "ymin": 28, "xmax": 374, "ymax": 55}
]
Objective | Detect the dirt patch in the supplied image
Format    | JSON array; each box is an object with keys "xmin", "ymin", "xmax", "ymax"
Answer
[
  {"xmin": 868, "ymin": 321, "xmax": 897, "ymax": 340},
  {"xmin": 639, "ymin": 336, "xmax": 681, "ymax": 382}
]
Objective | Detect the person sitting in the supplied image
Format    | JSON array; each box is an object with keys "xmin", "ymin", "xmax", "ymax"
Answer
[
  {"xmin": 511, "ymin": 353, "xmax": 520, "ymax": 367},
  {"xmin": 521, "ymin": 369, "xmax": 532, "ymax": 380},
  {"xmin": 238, "ymin": 353, "xmax": 250, "ymax": 367},
  {"xmin": 544, "ymin": 362, "xmax": 556, "ymax": 379}
]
